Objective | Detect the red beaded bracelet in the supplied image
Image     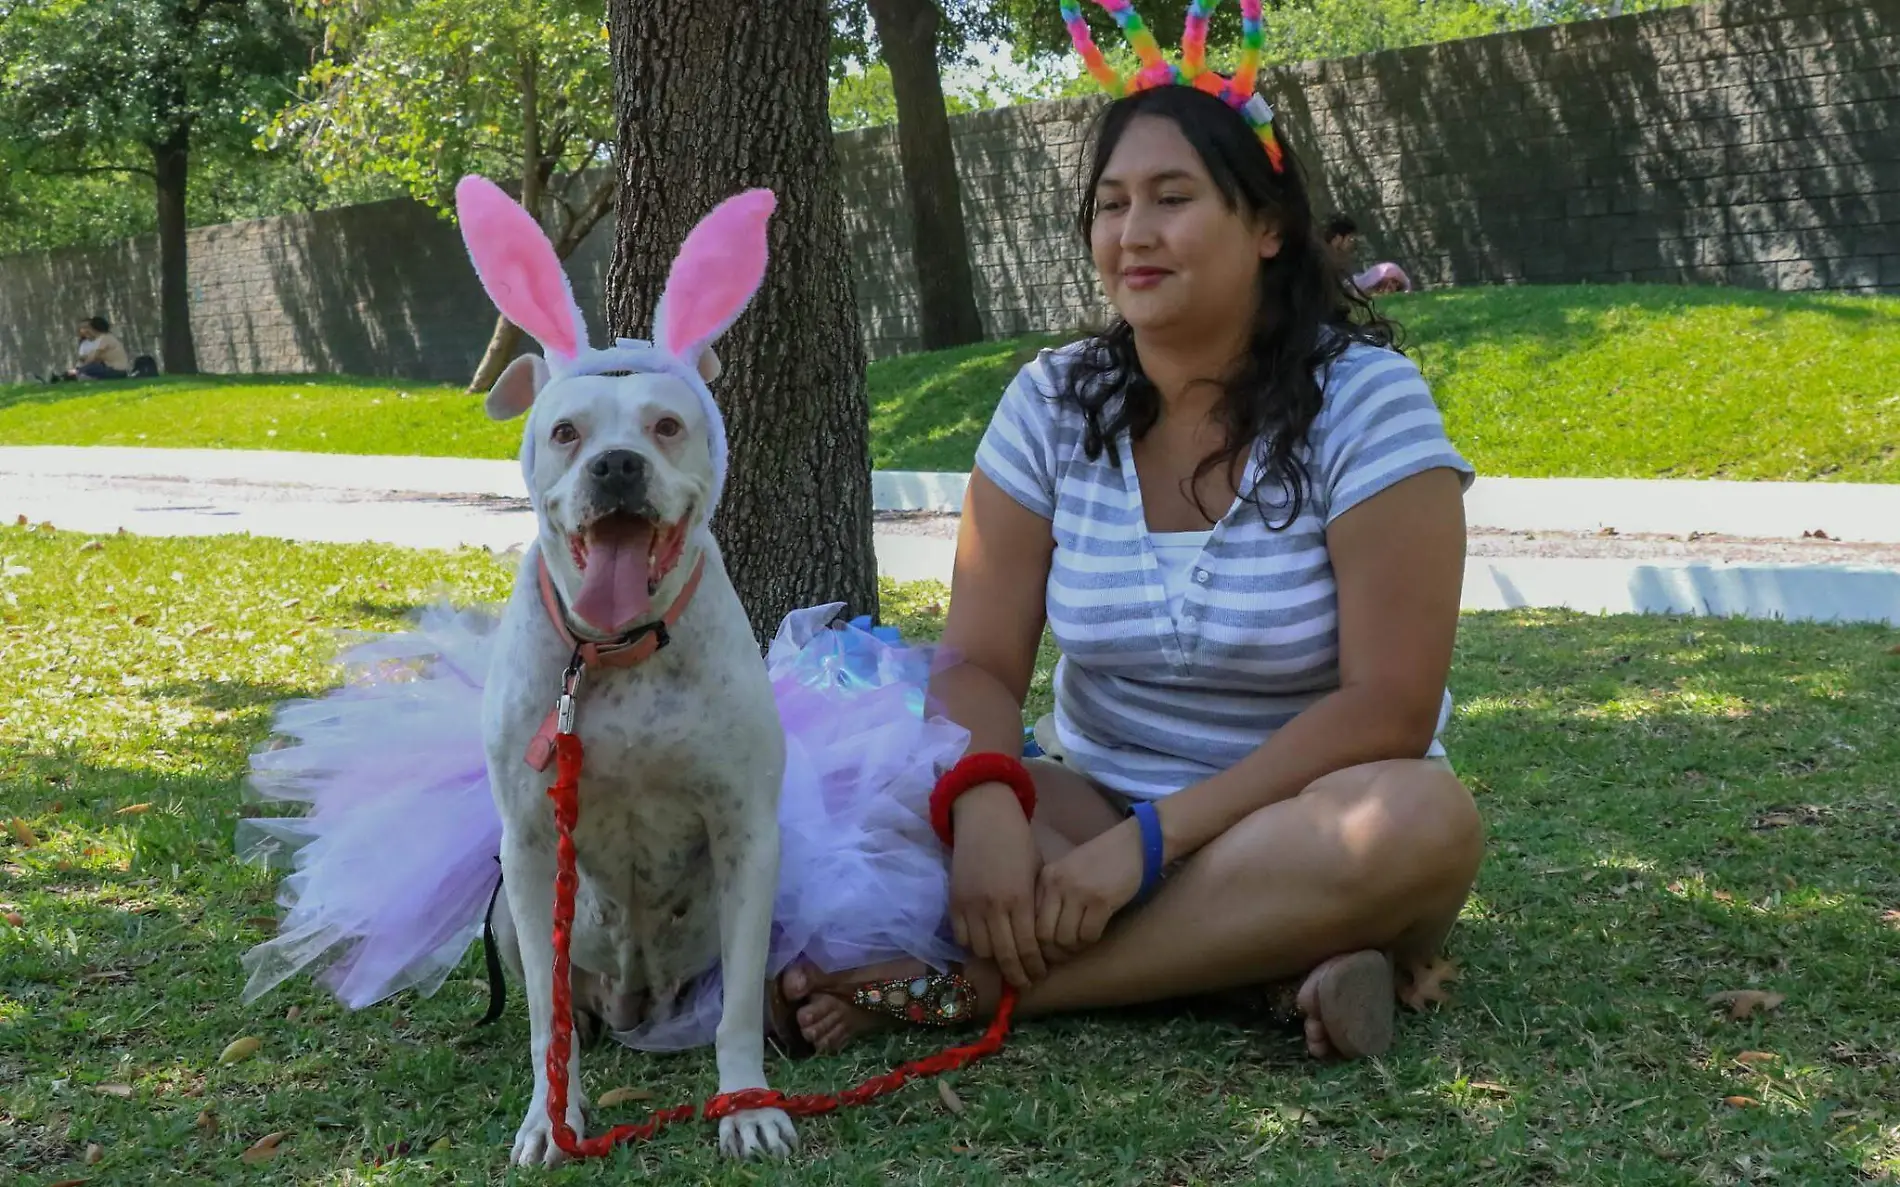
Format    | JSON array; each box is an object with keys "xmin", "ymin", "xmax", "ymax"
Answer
[{"xmin": 928, "ymin": 752, "xmax": 1037, "ymax": 847}]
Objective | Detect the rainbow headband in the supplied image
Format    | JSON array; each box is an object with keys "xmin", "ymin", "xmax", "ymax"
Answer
[{"xmin": 1061, "ymin": 0, "xmax": 1285, "ymax": 172}]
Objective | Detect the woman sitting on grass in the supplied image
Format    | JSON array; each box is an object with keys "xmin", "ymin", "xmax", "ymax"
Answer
[{"xmin": 779, "ymin": 40, "xmax": 1482, "ymax": 1063}]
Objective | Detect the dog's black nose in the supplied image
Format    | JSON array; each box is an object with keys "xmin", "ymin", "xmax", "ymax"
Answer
[{"xmin": 586, "ymin": 449, "xmax": 648, "ymax": 503}]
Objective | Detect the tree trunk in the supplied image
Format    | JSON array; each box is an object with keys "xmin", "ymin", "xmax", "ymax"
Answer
[
  {"xmin": 606, "ymin": 0, "xmax": 877, "ymax": 643},
  {"xmin": 469, "ymin": 316, "xmax": 525, "ymax": 393},
  {"xmin": 469, "ymin": 52, "xmax": 551, "ymax": 394},
  {"xmin": 469, "ymin": 176, "xmax": 615, "ymax": 393},
  {"xmin": 867, "ymin": 0, "xmax": 985, "ymax": 351},
  {"xmin": 152, "ymin": 132, "xmax": 198, "ymax": 375}
]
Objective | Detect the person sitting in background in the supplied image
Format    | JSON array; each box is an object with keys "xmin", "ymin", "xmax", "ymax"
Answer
[
  {"xmin": 1324, "ymin": 215, "xmax": 1413, "ymax": 297},
  {"xmin": 56, "ymin": 316, "xmax": 131, "ymax": 381},
  {"xmin": 1323, "ymin": 214, "xmax": 1360, "ymax": 262}
]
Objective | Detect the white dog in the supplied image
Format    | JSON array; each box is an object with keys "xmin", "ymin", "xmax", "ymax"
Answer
[{"xmin": 456, "ymin": 177, "xmax": 797, "ymax": 1164}]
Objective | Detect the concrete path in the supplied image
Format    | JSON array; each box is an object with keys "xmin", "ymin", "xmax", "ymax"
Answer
[{"xmin": 3, "ymin": 446, "xmax": 1896, "ymax": 626}]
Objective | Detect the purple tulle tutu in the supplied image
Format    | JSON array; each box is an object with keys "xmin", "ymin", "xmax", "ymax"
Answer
[{"xmin": 236, "ymin": 601, "xmax": 969, "ymax": 1050}]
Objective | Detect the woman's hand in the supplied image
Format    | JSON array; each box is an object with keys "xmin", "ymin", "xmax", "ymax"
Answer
[
  {"xmin": 948, "ymin": 783, "xmax": 1048, "ymax": 989},
  {"xmin": 1035, "ymin": 818, "xmax": 1144, "ymax": 955}
]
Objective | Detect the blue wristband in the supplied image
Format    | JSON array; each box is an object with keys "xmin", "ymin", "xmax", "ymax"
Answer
[{"xmin": 1129, "ymin": 800, "xmax": 1166, "ymax": 902}]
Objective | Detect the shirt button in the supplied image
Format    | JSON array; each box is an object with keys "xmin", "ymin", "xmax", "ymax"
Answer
[{"xmin": 1194, "ymin": 569, "xmax": 1209, "ymax": 584}]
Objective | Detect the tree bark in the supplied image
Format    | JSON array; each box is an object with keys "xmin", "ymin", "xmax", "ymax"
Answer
[
  {"xmin": 606, "ymin": 0, "xmax": 877, "ymax": 644},
  {"xmin": 152, "ymin": 130, "xmax": 199, "ymax": 375},
  {"xmin": 867, "ymin": 0, "xmax": 985, "ymax": 351}
]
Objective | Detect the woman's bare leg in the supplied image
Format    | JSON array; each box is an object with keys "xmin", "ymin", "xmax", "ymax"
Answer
[{"xmin": 785, "ymin": 758, "xmax": 1481, "ymax": 1055}]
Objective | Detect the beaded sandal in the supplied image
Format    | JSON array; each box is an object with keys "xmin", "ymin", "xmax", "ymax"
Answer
[{"xmin": 848, "ymin": 969, "xmax": 979, "ymax": 1027}]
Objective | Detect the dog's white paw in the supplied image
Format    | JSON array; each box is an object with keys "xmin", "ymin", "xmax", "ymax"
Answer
[
  {"xmin": 717, "ymin": 1107, "xmax": 797, "ymax": 1159},
  {"xmin": 511, "ymin": 1097, "xmax": 585, "ymax": 1168}
]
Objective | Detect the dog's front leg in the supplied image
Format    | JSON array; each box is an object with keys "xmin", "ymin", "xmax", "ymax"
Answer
[
  {"xmin": 709, "ymin": 806, "xmax": 797, "ymax": 1158},
  {"xmin": 499, "ymin": 833, "xmax": 589, "ymax": 1166}
]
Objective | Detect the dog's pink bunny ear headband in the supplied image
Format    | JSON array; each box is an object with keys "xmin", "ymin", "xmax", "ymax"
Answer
[{"xmin": 453, "ymin": 174, "xmax": 776, "ymax": 517}]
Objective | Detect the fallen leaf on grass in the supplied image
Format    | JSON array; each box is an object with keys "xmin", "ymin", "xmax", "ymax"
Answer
[
  {"xmin": 85, "ymin": 1143, "xmax": 103, "ymax": 1164},
  {"xmin": 936, "ymin": 1080, "xmax": 966, "ymax": 1116},
  {"xmin": 47, "ymin": 1179, "xmax": 87, "ymax": 1187},
  {"xmin": 114, "ymin": 803, "xmax": 152, "ymax": 816},
  {"xmin": 1724, "ymin": 1095, "xmax": 1759, "ymax": 1107},
  {"xmin": 285, "ymin": 1006, "xmax": 301, "ymax": 1022},
  {"xmin": 94, "ymin": 1083, "xmax": 134, "ymax": 1098},
  {"xmin": 594, "ymin": 1085, "xmax": 652, "ymax": 1108},
  {"xmin": 427, "ymin": 1136, "xmax": 452, "ymax": 1154},
  {"xmin": 241, "ymin": 1132, "xmax": 288, "ymax": 1164},
  {"xmin": 1707, "ymin": 990, "xmax": 1785, "ymax": 1021},
  {"xmin": 9, "ymin": 818, "xmax": 36, "ymax": 847},
  {"xmin": 218, "ymin": 1036, "xmax": 262, "ymax": 1065},
  {"xmin": 3, "ymin": 911, "xmax": 21, "ymax": 927},
  {"xmin": 1400, "ymin": 958, "xmax": 1459, "ymax": 1010},
  {"xmin": 1735, "ymin": 1051, "xmax": 1777, "ymax": 1066}
]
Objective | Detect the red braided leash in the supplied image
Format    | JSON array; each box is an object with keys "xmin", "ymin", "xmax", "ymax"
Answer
[{"xmin": 542, "ymin": 729, "xmax": 1018, "ymax": 1158}]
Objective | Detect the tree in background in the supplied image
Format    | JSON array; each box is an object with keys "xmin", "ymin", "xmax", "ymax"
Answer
[
  {"xmin": 0, "ymin": 0, "xmax": 316, "ymax": 374},
  {"xmin": 272, "ymin": 0, "xmax": 617, "ymax": 392},
  {"xmin": 610, "ymin": 0, "xmax": 878, "ymax": 638},
  {"xmin": 831, "ymin": 0, "xmax": 1002, "ymax": 351}
]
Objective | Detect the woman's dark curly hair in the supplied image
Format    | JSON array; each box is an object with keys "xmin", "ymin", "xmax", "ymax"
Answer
[{"xmin": 1060, "ymin": 84, "xmax": 1399, "ymax": 529}]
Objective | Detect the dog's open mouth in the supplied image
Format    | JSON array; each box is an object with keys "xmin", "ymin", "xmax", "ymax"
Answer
[{"xmin": 567, "ymin": 511, "xmax": 689, "ymax": 634}]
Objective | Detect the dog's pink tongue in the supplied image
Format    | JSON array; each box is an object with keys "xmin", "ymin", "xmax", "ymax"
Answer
[{"xmin": 573, "ymin": 518, "xmax": 654, "ymax": 634}]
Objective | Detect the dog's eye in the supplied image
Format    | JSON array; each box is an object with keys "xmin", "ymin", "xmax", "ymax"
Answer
[
  {"xmin": 550, "ymin": 421, "xmax": 579, "ymax": 445},
  {"xmin": 653, "ymin": 416, "xmax": 683, "ymax": 440}
]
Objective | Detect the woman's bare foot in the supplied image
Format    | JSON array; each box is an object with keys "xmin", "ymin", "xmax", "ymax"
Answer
[
  {"xmin": 778, "ymin": 958, "xmax": 1002, "ymax": 1055},
  {"xmin": 1294, "ymin": 950, "xmax": 1395, "ymax": 1060}
]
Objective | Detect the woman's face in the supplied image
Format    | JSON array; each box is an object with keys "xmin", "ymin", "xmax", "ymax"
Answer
[{"xmin": 1089, "ymin": 115, "xmax": 1281, "ymax": 339}]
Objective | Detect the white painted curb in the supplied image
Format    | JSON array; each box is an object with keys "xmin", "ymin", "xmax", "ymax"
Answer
[
  {"xmin": 875, "ymin": 469, "xmax": 1900, "ymax": 545},
  {"xmin": 9, "ymin": 452, "xmax": 1899, "ymax": 545}
]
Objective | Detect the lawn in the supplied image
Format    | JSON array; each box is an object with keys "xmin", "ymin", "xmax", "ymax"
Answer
[
  {"xmin": 2, "ymin": 526, "xmax": 1899, "ymax": 1184},
  {"xmin": 4, "ymin": 284, "xmax": 1898, "ymax": 482}
]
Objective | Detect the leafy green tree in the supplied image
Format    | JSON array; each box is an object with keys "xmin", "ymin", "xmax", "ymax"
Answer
[
  {"xmin": 272, "ymin": 0, "xmax": 617, "ymax": 391},
  {"xmin": 0, "ymin": 0, "xmax": 317, "ymax": 373}
]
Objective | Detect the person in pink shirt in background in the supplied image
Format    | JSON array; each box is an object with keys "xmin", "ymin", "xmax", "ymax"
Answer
[{"xmin": 1324, "ymin": 215, "xmax": 1412, "ymax": 297}]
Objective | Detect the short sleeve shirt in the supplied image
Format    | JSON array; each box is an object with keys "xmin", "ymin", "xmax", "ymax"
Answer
[{"xmin": 974, "ymin": 340, "xmax": 1475, "ymax": 799}]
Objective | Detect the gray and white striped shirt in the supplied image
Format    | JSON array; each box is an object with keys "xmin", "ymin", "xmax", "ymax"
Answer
[{"xmin": 974, "ymin": 340, "xmax": 1475, "ymax": 800}]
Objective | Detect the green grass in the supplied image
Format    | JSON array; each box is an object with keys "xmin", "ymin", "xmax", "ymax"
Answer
[
  {"xmin": 1393, "ymin": 285, "xmax": 1900, "ymax": 483},
  {"xmin": 4, "ymin": 285, "xmax": 1899, "ymax": 482},
  {"xmin": 0, "ymin": 373, "xmax": 517, "ymax": 459},
  {"xmin": 3, "ymin": 526, "xmax": 1898, "ymax": 1183}
]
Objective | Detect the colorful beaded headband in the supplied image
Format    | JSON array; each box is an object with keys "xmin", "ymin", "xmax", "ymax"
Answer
[{"xmin": 1060, "ymin": 0, "xmax": 1285, "ymax": 172}]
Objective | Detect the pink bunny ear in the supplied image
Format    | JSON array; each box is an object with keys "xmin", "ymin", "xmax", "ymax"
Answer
[
  {"xmin": 454, "ymin": 175, "xmax": 587, "ymax": 362},
  {"xmin": 653, "ymin": 189, "xmax": 777, "ymax": 362}
]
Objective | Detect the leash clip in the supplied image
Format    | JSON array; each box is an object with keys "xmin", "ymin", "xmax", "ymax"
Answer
[{"xmin": 557, "ymin": 648, "xmax": 585, "ymax": 734}]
